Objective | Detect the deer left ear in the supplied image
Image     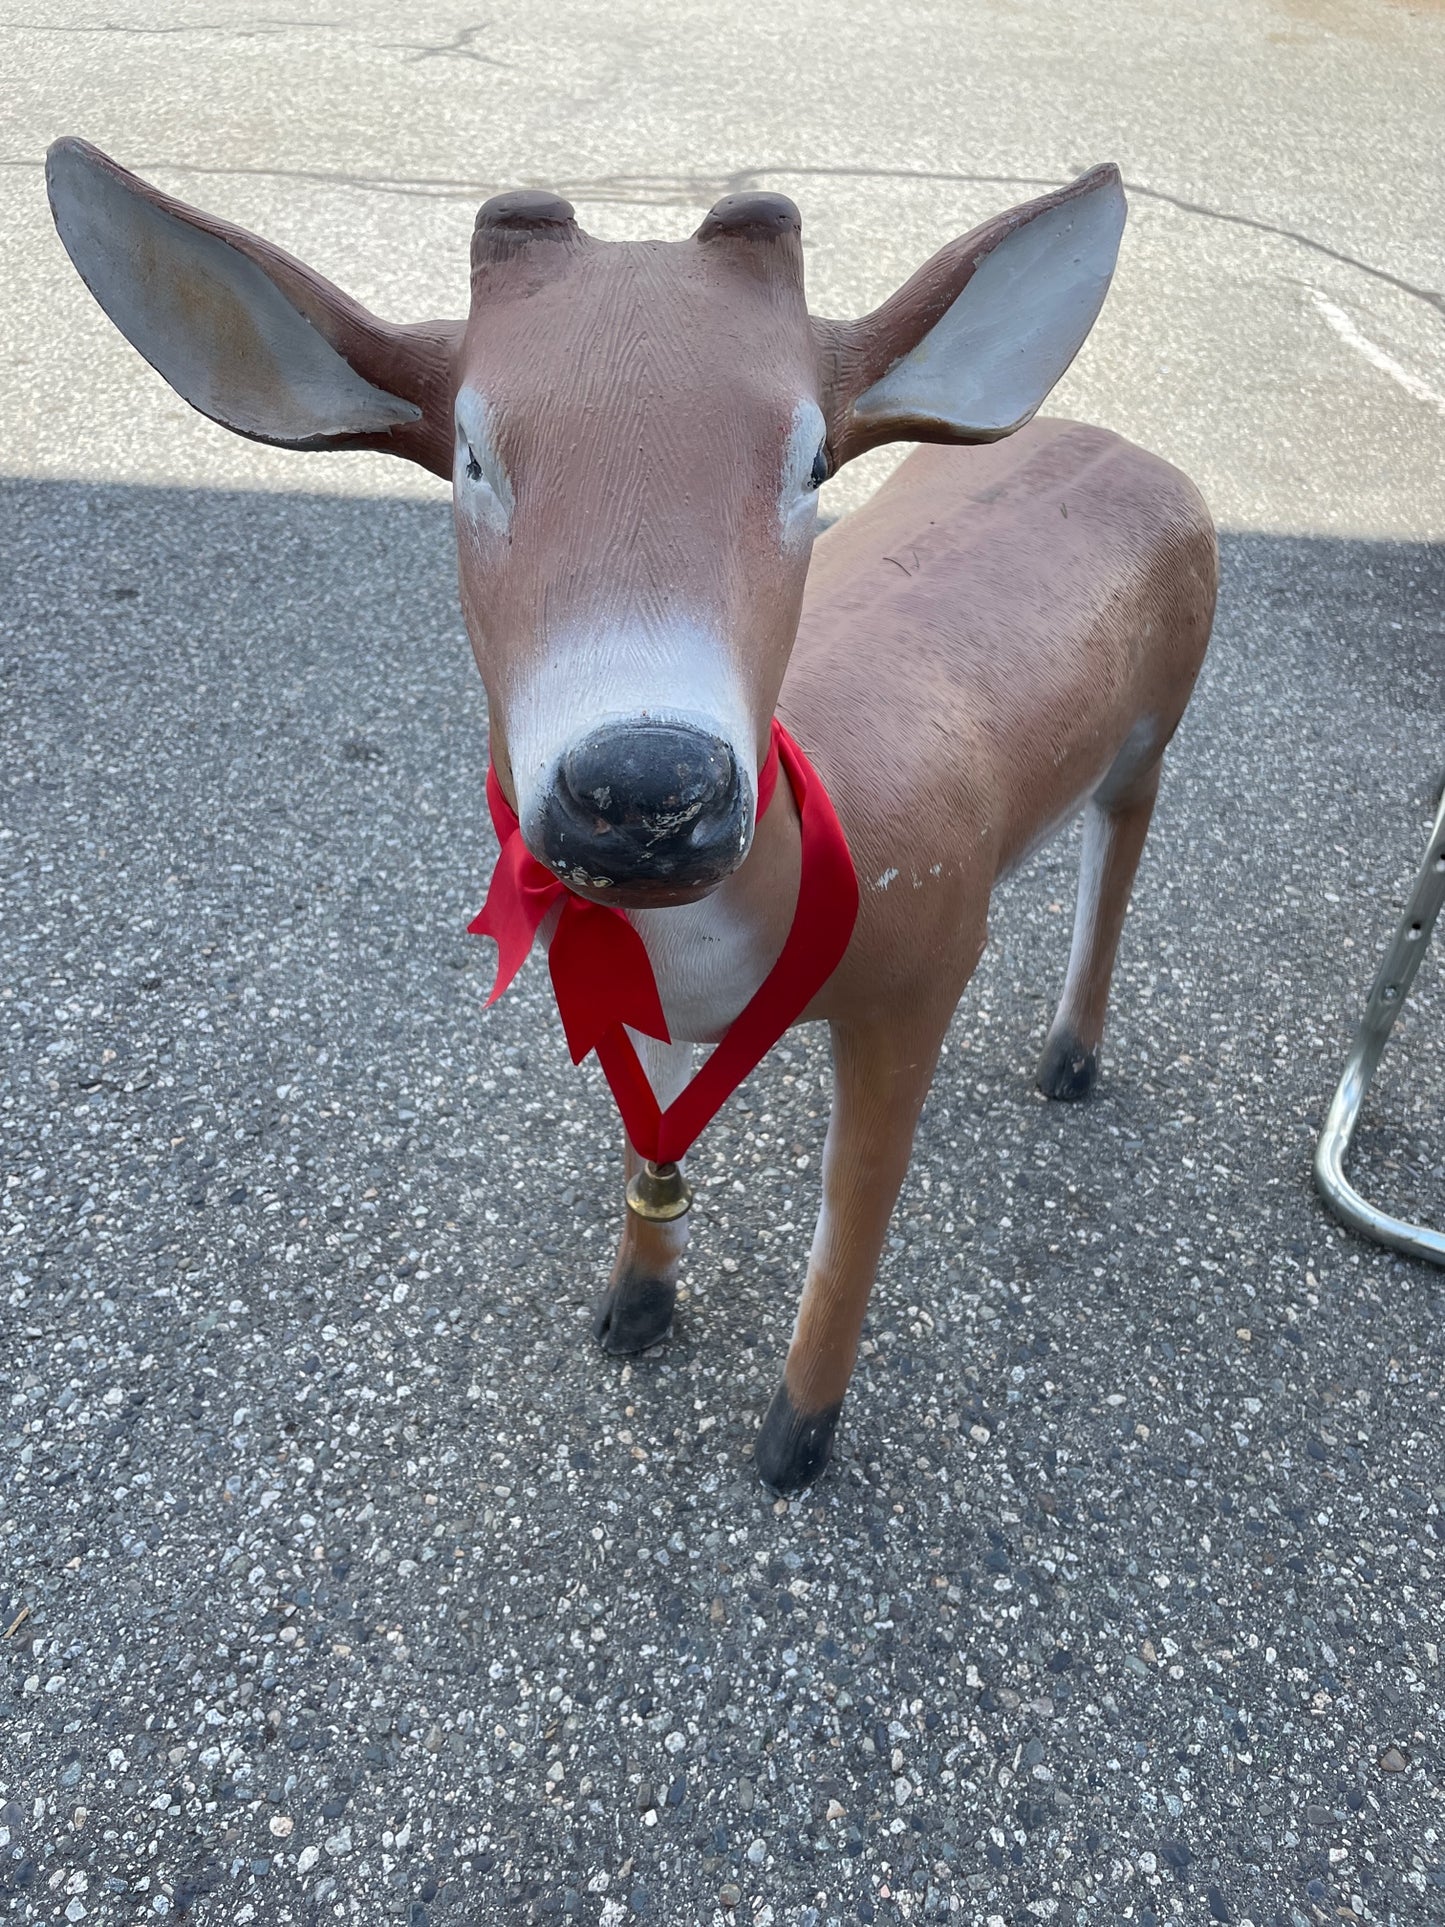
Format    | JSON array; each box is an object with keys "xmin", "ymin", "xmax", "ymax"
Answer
[
  {"xmin": 46, "ymin": 137, "xmax": 461, "ymax": 477},
  {"xmin": 818, "ymin": 165, "xmax": 1126, "ymax": 464}
]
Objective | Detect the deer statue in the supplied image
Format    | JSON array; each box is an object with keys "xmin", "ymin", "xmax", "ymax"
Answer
[{"xmin": 47, "ymin": 139, "xmax": 1217, "ymax": 1493}]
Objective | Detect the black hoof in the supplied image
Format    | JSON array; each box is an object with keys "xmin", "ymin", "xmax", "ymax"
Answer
[
  {"xmin": 755, "ymin": 1382, "xmax": 843, "ymax": 1494},
  {"xmin": 593, "ymin": 1274, "xmax": 676, "ymax": 1355},
  {"xmin": 1036, "ymin": 1027, "xmax": 1098, "ymax": 1102}
]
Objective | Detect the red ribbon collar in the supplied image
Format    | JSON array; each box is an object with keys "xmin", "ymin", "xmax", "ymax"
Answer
[{"xmin": 469, "ymin": 719, "xmax": 858, "ymax": 1163}]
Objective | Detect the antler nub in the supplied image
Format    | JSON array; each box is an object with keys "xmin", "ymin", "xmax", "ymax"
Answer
[
  {"xmin": 475, "ymin": 189, "xmax": 577, "ymax": 232},
  {"xmin": 695, "ymin": 192, "xmax": 802, "ymax": 243},
  {"xmin": 472, "ymin": 189, "xmax": 582, "ymax": 270}
]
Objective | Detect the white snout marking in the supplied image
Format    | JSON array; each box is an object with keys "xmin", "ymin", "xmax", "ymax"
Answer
[
  {"xmin": 505, "ymin": 619, "xmax": 759, "ymax": 852},
  {"xmin": 454, "ymin": 387, "xmax": 514, "ymax": 536},
  {"xmin": 779, "ymin": 399, "xmax": 827, "ymax": 551}
]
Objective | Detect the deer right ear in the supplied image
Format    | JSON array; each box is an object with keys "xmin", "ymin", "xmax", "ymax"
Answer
[
  {"xmin": 818, "ymin": 165, "xmax": 1126, "ymax": 464},
  {"xmin": 46, "ymin": 138, "xmax": 460, "ymax": 476}
]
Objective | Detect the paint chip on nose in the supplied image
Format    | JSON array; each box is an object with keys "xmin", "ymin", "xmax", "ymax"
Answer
[{"xmin": 640, "ymin": 796, "xmax": 707, "ymax": 838}]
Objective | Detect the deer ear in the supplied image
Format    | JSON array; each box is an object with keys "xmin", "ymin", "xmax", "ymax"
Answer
[
  {"xmin": 820, "ymin": 165, "xmax": 1126, "ymax": 462},
  {"xmin": 46, "ymin": 137, "xmax": 459, "ymax": 476}
]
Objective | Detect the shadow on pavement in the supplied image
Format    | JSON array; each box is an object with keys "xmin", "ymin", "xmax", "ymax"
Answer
[{"xmin": 4, "ymin": 474, "xmax": 1443, "ymax": 1923}]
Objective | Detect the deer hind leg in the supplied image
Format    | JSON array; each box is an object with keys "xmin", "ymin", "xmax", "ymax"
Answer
[
  {"xmin": 594, "ymin": 1036, "xmax": 695, "ymax": 1356},
  {"xmin": 1036, "ymin": 751, "xmax": 1163, "ymax": 1102},
  {"xmin": 756, "ymin": 1009, "xmax": 947, "ymax": 1493}
]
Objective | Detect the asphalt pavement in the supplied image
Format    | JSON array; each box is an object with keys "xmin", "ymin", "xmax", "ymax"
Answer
[{"xmin": 3, "ymin": 3, "xmax": 1445, "ymax": 1924}]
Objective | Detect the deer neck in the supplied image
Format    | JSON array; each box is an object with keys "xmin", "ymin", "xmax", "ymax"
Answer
[{"xmin": 626, "ymin": 744, "xmax": 804, "ymax": 1048}]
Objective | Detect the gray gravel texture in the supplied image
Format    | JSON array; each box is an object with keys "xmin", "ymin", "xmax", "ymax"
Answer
[
  {"xmin": 4, "ymin": 485, "xmax": 1444, "ymax": 1926},
  {"xmin": 5, "ymin": 0, "xmax": 1445, "ymax": 1923}
]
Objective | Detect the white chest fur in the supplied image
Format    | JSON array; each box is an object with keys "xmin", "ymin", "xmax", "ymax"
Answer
[{"xmin": 629, "ymin": 890, "xmax": 778, "ymax": 1047}]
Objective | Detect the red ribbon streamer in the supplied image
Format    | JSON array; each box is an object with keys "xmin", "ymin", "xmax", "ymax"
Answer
[{"xmin": 469, "ymin": 719, "xmax": 858, "ymax": 1163}]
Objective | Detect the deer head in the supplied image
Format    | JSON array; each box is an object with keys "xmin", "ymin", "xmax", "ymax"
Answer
[{"xmin": 47, "ymin": 140, "xmax": 1125, "ymax": 907}]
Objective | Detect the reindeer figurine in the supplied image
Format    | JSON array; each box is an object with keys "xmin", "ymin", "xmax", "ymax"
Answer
[{"xmin": 48, "ymin": 140, "xmax": 1217, "ymax": 1493}]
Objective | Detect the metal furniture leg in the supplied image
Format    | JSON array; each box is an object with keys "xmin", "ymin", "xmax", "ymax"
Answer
[{"xmin": 1314, "ymin": 792, "xmax": 1445, "ymax": 1267}]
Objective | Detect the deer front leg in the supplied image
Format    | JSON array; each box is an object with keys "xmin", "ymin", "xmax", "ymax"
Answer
[
  {"xmin": 594, "ymin": 1036, "xmax": 695, "ymax": 1355},
  {"xmin": 756, "ymin": 1012, "xmax": 947, "ymax": 1494},
  {"xmin": 1036, "ymin": 763, "xmax": 1161, "ymax": 1101}
]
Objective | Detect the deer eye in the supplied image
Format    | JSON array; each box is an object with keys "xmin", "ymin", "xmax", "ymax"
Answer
[
  {"xmin": 808, "ymin": 443, "xmax": 830, "ymax": 490},
  {"xmin": 454, "ymin": 392, "xmax": 515, "ymax": 535}
]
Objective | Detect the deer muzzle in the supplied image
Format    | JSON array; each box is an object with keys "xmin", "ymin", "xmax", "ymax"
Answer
[{"xmin": 537, "ymin": 720, "xmax": 748, "ymax": 900}]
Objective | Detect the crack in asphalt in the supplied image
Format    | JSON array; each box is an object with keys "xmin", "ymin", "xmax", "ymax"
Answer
[
  {"xmin": 728, "ymin": 163, "xmax": 1445, "ymax": 320},
  {"xmin": 6, "ymin": 152, "xmax": 1440, "ymax": 317},
  {"xmin": 389, "ymin": 19, "xmax": 507, "ymax": 66},
  {"xmin": 6, "ymin": 17, "xmax": 352, "ymax": 33}
]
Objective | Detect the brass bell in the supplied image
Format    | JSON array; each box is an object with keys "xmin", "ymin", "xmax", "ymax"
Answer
[{"xmin": 625, "ymin": 1159, "xmax": 692, "ymax": 1223}]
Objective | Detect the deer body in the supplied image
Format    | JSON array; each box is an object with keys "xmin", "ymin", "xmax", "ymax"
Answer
[
  {"xmin": 48, "ymin": 140, "xmax": 1217, "ymax": 1491},
  {"xmin": 620, "ymin": 420, "xmax": 1211, "ymax": 1040},
  {"xmin": 612, "ymin": 422, "xmax": 1215, "ymax": 1481}
]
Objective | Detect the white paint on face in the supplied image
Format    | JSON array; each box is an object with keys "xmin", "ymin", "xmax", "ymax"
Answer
[
  {"xmin": 874, "ymin": 866, "xmax": 899, "ymax": 890},
  {"xmin": 454, "ymin": 386, "xmax": 514, "ymax": 536},
  {"xmin": 778, "ymin": 399, "xmax": 827, "ymax": 550},
  {"xmin": 505, "ymin": 619, "xmax": 760, "ymax": 854}
]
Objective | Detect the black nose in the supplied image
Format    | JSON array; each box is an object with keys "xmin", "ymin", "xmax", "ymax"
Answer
[{"xmin": 539, "ymin": 721, "xmax": 746, "ymax": 895}]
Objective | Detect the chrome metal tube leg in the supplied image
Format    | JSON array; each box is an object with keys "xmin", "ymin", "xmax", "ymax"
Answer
[{"xmin": 1314, "ymin": 793, "xmax": 1445, "ymax": 1267}]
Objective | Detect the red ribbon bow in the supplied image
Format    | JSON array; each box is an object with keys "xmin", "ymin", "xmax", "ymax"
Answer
[{"xmin": 469, "ymin": 719, "xmax": 858, "ymax": 1163}]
